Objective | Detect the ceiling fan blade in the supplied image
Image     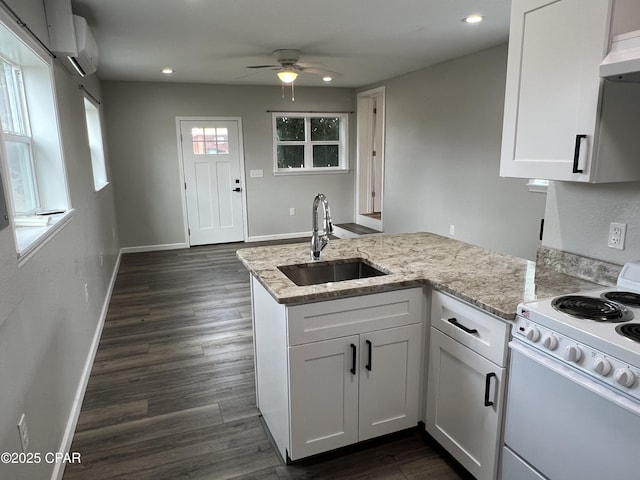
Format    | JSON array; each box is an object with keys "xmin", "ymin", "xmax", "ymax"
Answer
[
  {"xmin": 246, "ymin": 64, "xmax": 279, "ymax": 69},
  {"xmin": 299, "ymin": 67, "xmax": 343, "ymax": 79}
]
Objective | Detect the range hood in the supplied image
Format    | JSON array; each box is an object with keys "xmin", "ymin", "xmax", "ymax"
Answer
[{"xmin": 600, "ymin": 30, "xmax": 640, "ymax": 82}]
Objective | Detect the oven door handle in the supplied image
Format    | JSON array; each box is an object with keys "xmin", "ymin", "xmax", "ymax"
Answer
[{"xmin": 509, "ymin": 340, "xmax": 640, "ymax": 415}]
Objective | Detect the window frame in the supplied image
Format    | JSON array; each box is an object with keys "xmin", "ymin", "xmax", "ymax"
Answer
[
  {"xmin": 0, "ymin": 9, "xmax": 73, "ymax": 262},
  {"xmin": 83, "ymin": 95, "xmax": 109, "ymax": 192},
  {"xmin": 272, "ymin": 112, "xmax": 349, "ymax": 175}
]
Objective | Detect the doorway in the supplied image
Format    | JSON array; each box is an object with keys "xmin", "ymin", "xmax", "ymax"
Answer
[
  {"xmin": 177, "ymin": 117, "xmax": 247, "ymax": 245},
  {"xmin": 356, "ymin": 87, "xmax": 385, "ymax": 231}
]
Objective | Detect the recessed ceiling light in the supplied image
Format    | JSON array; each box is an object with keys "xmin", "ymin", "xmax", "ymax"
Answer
[
  {"xmin": 161, "ymin": 68, "xmax": 174, "ymax": 74},
  {"xmin": 462, "ymin": 14, "xmax": 484, "ymax": 24},
  {"xmin": 322, "ymin": 76, "xmax": 332, "ymax": 83}
]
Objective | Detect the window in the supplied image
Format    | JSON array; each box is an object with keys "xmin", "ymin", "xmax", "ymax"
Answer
[
  {"xmin": 83, "ymin": 97, "xmax": 108, "ymax": 191},
  {"xmin": 190, "ymin": 126, "xmax": 229, "ymax": 155},
  {"xmin": 272, "ymin": 112, "xmax": 348, "ymax": 174},
  {"xmin": 0, "ymin": 59, "xmax": 37, "ymax": 214},
  {"xmin": 0, "ymin": 13, "xmax": 71, "ymax": 258}
]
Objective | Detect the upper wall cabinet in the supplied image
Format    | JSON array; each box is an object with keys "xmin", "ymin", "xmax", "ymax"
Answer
[{"xmin": 500, "ymin": 0, "xmax": 640, "ymax": 183}]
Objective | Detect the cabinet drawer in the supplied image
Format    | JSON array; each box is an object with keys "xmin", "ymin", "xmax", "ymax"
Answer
[
  {"xmin": 430, "ymin": 291, "xmax": 509, "ymax": 366},
  {"xmin": 287, "ymin": 288, "xmax": 423, "ymax": 346}
]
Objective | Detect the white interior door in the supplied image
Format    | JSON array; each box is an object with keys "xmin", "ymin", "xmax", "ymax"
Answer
[{"xmin": 180, "ymin": 119, "xmax": 245, "ymax": 245}]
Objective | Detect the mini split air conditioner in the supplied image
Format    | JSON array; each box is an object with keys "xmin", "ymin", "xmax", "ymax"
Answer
[
  {"xmin": 67, "ymin": 15, "xmax": 99, "ymax": 77},
  {"xmin": 44, "ymin": 0, "xmax": 98, "ymax": 76}
]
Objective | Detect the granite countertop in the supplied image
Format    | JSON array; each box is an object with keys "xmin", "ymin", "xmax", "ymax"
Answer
[{"xmin": 236, "ymin": 232, "xmax": 603, "ymax": 320}]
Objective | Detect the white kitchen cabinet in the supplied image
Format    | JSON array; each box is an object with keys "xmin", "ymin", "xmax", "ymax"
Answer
[
  {"xmin": 289, "ymin": 323, "xmax": 422, "ymax": 459},
  {"xmin": 426, "ymin": 291, "xmax": 509, "ymax": 480},
  {"xmin": 251, "ymin": 277, "xmax": 424, "ymax": 462},
  {"xmin": 500, "ymin": 0, "xmax": 640, "ymax": 182},
  {"xmin": 289, "ymin": 335, "xmax": 359, "ymax": 459}
]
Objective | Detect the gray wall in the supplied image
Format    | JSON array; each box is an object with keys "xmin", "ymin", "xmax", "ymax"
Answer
[
  {"xmin": 101, "ymin": 82, "xmax": 356, "ymax": 248},
  {"xmin": 367, "ymin": 44, "xmax": 547, "ymax": 260},
  {"xmin": 0, "ymin": 2, "xmax": 120, "ymax": 479},
  {"xmin": 543, "ymin": 181, "xmax": 640, "ymax": 264}
]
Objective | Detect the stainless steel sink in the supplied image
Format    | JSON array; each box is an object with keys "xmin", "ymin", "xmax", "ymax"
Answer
[{"xmin": 278, "ymin": 258, "xmax": 387, "ymax": 286}]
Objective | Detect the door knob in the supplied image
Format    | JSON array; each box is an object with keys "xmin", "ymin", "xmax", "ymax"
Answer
[{"xmin": 233, "ymin": 187, "xmax": 242, "ymax": 192}]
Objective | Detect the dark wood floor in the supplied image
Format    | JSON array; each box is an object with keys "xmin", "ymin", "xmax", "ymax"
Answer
[{"xmin": 63, "ymin": 241, "xmax": 471, "ymax": 480}]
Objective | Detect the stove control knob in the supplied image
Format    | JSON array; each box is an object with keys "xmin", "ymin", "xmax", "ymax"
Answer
[
  {"xmin": 542, "ymin": 334, "xmax": 558, "ymax": 351},
  {"xmin": 593, "ymin": 357, "xmax": 612, "ymax": 376},
  {"xmin": 524, "ymin": 326, "xmax": 540, "ymax": 342},
  {"xmin": 615, "ymin": 368, "xmax": 636, "ymax": 388},
  {"xmin": 564, "ymin": 345, "xmax": 583, "ymax": 363}
]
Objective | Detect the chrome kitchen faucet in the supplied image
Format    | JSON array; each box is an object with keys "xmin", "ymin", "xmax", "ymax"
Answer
[{"xmin": 310, "ymin": 193, "xmax": 333, "ymax": 260}]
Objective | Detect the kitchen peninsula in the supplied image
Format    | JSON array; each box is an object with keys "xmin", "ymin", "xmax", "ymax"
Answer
[{"xmin": 236, "ymin": 232, "xmax": 605, "ymax": 474}]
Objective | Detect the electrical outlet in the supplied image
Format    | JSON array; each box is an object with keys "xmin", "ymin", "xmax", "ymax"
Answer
[
  {"xmin": 99, "ymin": 252, "xmax": 104, "ymax": 267},
  {"xmin": 449, "ymin": 224, "xmax": 455, "ymax": 236},
  {"xmin": 17, "ymin": 413, "xmax": 29, "ymax": 452},
  {"xmin": 289, "ymin": 208, "xmax": 295, "ymax": 216},
  {"xmin": 608, "ymin": 222, "xmax": 626, "ymax": 250},
  {"xmin": 84, "ymin": 283, "xmax": 89, "ymax": 303}
]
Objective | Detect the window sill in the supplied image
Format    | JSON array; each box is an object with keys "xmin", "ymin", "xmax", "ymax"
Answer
[
  {"xmin": 16, "ymin": 209, "xmax": 74, "ymax": 265},
  {"xmin": 273, "ymin": 169, "xmax": 350, "ymax": 176},
  {"xmin": 94, "ymin": 181, "xmax": 110, "ymax": 193}
]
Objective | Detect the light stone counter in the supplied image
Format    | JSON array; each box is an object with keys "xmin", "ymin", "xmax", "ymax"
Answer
[{"xmin": 237, "ymin": 232, "xmax": 602, "ymax": 320}]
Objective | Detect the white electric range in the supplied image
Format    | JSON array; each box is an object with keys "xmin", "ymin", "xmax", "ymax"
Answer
[{"xmin": 502, "ymin": 262, "xmax": 640, "ymax": 480}]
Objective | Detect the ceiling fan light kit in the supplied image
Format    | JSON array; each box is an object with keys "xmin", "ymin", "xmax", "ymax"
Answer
[
  {"xmin": 277, "ymin": 67, "xmax": 298, "ymax": 84},
  {"xmin": 246, "ymin": 48, "xmax": 342, "ymax": 100}
]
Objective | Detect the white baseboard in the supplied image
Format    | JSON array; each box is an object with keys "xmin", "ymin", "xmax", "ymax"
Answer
[
  {"xmin": 247, "ymin": 232, "xmax": 310, "ymax": 243},
  {"xmin": 120, "ymin": 242, "xmax": 188, "ymax": 254},
  {"xmin": 51, "ymin": 250, "xmax": 122, "ymax": 480},
  {"xmin": 355, "ymin": 215, "xmax": 383, "ymax": 231}
]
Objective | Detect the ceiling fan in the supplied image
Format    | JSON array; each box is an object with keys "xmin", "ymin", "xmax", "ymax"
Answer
[{"xmin": 246, "ymin": 49, "xmax": 342, "ymax": 84}]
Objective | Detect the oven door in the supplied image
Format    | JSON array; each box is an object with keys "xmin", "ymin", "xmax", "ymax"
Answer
[{"xmin": 503, "ymin": 340, "xmax": 640, "ymax": 480}]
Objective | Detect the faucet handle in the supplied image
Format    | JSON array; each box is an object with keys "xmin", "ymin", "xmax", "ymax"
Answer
[{"xmin": 324, "ymin": 218, "xmax": 333, "ymax": 235}]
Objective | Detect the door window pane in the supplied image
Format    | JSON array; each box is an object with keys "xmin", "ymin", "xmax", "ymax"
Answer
[
  {"xmin": 5, "ymin": 140, "xmax": 38, "ymax": 213},
  {"xmin": 193, "ymin": 127, "xmax": 229, "ymax": 155},
  {"xmin": 313, "ymin": 145, "xmax": 339, "ymax": 167},
  {"xmin": 277, "ymin": 145, "xmax": 305, "ymax": 169},
  {"xmin": 311, "ymin": 117, "xmax": 339, "ymax": 141},
  {"xmin": 276, "ymin": 117, "xmax": 305, "ymax": 141}
]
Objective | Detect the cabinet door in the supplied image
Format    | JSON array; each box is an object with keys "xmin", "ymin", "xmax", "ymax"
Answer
[
  {"xmin": 500, "ymin": 0, "xmax": 612, "ymax": 181},
  {"xmin": 288, "ymin": 336, "xmax": 359, "ymax": 460},
  {"xmin": 359, "ymin": 323, "xmax": 422, "ymax": 441},
  {"xmin": 426, "ymin": 328, "xmax": 505, "ymax": 480}
]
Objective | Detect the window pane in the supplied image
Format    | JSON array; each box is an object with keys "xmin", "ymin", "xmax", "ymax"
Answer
[
  {"xmin": 311, "ymin": 117, "xmax": 339, "ymax": 141},
  {"xmin": 191, "ymin": 127, "xmax": 205, "ymax": 154},
  {"xmin": 203, "ymin": 127, "xmax": 229, "ymax": 154},
  {"xmin": 276, "ymin": 117, "xmax": 305, "ymax": 141},
  {"xmin": 5, "ymin": 140, "xmax": 38, "ymax": 213},
  {"xmin": 0, "ymin": 59, "xmax": 28, "ymax": 135},
  {"xmin": 277, "ymin": 145, "xmax": 305, "ymax": 169},
  {"xmin": 83, "ymin": 98, "xmax": 108, "ymax": 190},
  {"xmin": 313, "ymin": 145, "xmax": 339, "ymax": 167}
]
